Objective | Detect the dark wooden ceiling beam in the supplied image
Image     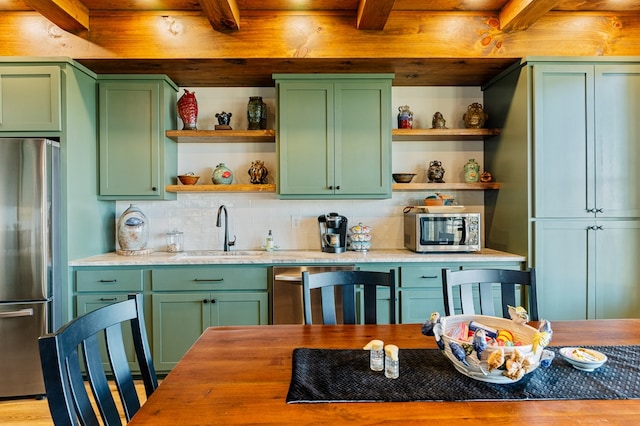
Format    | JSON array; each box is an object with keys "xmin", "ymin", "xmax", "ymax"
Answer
[
  {"xmin": 23, "ymin": 0, "xmax": 89, "ymax": 32},
  {"xmin": 199, "ymin": 0, "xmax": 240, "ymax": 32},
  {"xmin": 356, "ymin": 0, "xmax": 395, "ymax": 30},
  {"xmin": 500, "ymin": 0, "xmax": 562, "ymax": 32}
]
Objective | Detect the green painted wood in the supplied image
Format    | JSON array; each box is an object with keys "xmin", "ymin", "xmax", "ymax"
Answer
[
  {"xmin": 152, "ymin": 291, "xmax": 268, "ymax": 371},
  {"xmin": 0, "ymin": 65, "xmax": 61, "ymax": 131},
  {"xmin": 76, "ymin": 269, "xmax": 144, "ymax": 292},
  {"xmin": 533, "ymin": 65, "xmax": 595, "ymax": 218},
  {"xmin": 277, "ymin": 81, "xmax": 333, "ymax": 195},
  {"xmin": 151, "ymin": 266, "xmax": 267, "ymax": 291},
  {"xmin": 594, "ymin": 220, "xmax": 640, "ymax": 319},
  {"xmin": 98, "ymin": 76, "xmax": 177, "ymax": 200},
  {"xmin": 276, "ymin": 75, "xmax": 392, "ymax": 199},
  {"xmin": 594, "ymin": 65, "xmax": 640, "ymax": 218}
]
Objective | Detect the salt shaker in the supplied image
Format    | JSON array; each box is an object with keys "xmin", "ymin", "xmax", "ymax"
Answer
[
  {"xmin": 166, "ymin": 229, "xmax": 184, "ymax": 253},
  {"xmin": 363, "ymin": 339, "xmax": 384, "ymax": 371},
  {"xmin": 384, "ymin": 344, "xmax": 399, "ymax": 379}
]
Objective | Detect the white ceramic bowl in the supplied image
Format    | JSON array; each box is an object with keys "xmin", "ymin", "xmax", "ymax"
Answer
[{"xmin": 559, "ymin": 347, "xmax": 607, "ymax": 371}]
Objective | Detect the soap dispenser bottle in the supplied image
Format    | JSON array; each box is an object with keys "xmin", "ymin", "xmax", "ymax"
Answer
[{"xmin": 265, "ymin": 230, "xmax": 275, "ymax": 251}]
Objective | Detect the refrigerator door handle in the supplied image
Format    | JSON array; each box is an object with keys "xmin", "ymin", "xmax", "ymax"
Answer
[{"xmin": 0, "ymin": 308, "xmax": 35, "ymax": 318}]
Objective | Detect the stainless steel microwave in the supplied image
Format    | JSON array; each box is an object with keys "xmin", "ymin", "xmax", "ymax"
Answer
[{"xmin": 403, "ymin": 212, "xmax": 481, "ymax": 252}]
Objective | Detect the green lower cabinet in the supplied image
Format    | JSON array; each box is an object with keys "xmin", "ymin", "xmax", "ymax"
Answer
[
  {"xmin": 152, "ymin": 291, "xmax": 268, "ymax": 371},
  {"xmin": 76, "ymin": 294, "xmax": 139, "ymax": 372}
]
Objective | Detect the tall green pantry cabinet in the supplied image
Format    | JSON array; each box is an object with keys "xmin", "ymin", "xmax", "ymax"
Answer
[
  {"xmin": 274, "ymin": 74, "xmax": 393, "ymax": 199},
  {"xmin": 483, "ymin": 57, "xmax": 640, "ymax": 320},
  {"xmin": 97, "ymin": 75, "xmax": 177, "ymax": 200}
]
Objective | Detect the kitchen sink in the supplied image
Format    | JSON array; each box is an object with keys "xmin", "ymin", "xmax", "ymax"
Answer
[{"xmin": 178, "ymin": 250, "xmax": 266, "ymax": 258}]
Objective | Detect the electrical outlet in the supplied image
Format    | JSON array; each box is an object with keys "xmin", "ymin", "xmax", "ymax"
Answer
[{"xmin": 291, "ymin": 214, "xmax": 301, "ymax": 228}]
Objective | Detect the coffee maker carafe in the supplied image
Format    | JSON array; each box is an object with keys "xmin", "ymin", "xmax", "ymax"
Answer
[{"xmin": 318, "ymin": 213, "xmax": 348, "ymax": 253}]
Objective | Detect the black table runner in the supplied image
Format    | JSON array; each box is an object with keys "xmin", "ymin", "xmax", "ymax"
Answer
[{"xmin": 286, "ymin": 346, "xmax": 640, "ymax": 403}]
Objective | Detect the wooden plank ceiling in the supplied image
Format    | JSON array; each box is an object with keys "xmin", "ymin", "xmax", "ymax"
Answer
[{"xmin": 2, "ymin": 1, "xmax": 640, "ymax": 86}]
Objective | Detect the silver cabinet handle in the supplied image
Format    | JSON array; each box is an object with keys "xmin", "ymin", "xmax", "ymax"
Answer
[{"xmin": 0, "ymin": 308, "xmax": 34, "ymax": 318}]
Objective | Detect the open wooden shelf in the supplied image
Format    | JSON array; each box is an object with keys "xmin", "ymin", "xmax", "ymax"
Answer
[
  {"xmin": 391, "ymin": 128, "xmax": 500, "ymax": 141},
  {"xmin": 166, "ymin": 129, "xmax": 275, "ymax": 143},
  {"xmin": 392, "ymin": 182, "xmax": 500, "ymax": 191},
  {"xmin": 166, "ymin": 184, "xmax": 276, "ymax": 193}
]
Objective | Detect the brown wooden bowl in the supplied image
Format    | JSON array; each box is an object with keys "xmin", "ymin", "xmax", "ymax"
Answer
[
  {"xmin": 178, "ymin": 175, "xmax": 200, "ymax": 185},
  {"xmin": 392, "ymin": 173, "xmax": 416, "ymax": 183}
]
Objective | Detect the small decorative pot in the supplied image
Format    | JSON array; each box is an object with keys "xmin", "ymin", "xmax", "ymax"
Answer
[
  {"xmin": 177, "ymin": 89, "xmax": 198, "ymax": 130},
  {"xmin": 212, "ymin": 163, "xmax": 233, "ymax": 185},
  {"xmin": 432, "ymin": 112, "xmax": 447, "ymax": 129},
  {"xmin": 463, "ymin": 102, "xmax": 488, "ymax": 129},
  {"xmin": 248, "ymin": 96, "xmax": 267, "ymax": 130},
  {"xmin": 248, "ymin": 160, "xmax": 269, "ymax": 184},
  {"xmin": 464, "ymin": 158, "xmax": 480, "ymax": 183},
  {"xmin": 427, "ymin": 160, "xmax": 445, "ymax": 183},
  {"xmin": 397, "ymin": 105, "xmax": 413, "ymax": 129},
  {"xmin": 117, "ymin": 204, "xmax": 149, "ymax": 251}
]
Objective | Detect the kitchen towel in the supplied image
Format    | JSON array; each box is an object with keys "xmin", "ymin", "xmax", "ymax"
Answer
[{"xmin": 286, "ymin": 346, "xmax": 640, "ymax": 403}]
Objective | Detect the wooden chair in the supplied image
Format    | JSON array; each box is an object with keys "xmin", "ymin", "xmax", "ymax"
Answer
[
  {"xmin": 302, "ymin": 270, "xmax": 396, "ymax": 325},
  {"xmin": 38, "ymin": 293, "xmax": 157, "ymax": 426},
  {"xmin": 441, "ymin": 268, "xmax": 538, "ymax": 321}
]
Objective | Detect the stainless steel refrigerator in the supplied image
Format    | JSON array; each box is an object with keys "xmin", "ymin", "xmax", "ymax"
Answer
[{"xmin": 0, "ymin": 138, "xmax": 61, "ymax": 398}]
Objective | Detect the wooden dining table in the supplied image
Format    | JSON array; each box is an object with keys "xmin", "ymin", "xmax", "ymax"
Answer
[{"xmin": 129, "ymin": 320, "xmax": 640, "ymax": 425}]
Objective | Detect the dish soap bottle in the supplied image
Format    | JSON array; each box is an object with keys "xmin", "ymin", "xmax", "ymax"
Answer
[{"xmin": 265, "ymin": 230, "xmax": 275, "ymax": 251}]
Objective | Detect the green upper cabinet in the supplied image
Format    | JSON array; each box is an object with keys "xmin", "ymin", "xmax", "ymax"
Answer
[
  {"xmin": 532, "ymin": 64, "xmax": 640, "ymax": 219},
  {"xmin": 274, "ymin": 74, "xmax": 393, "ymax": 199},
  {"xmin": 0, "ymin": 65, "xmax": 61, "ymax": 131},
  {"xmin": 98, "ymin": 75, "xmax": 177, "ymax": 200}
]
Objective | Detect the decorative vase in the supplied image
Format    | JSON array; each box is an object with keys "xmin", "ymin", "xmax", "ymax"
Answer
[
  {"xmin": 432, "ymin": 112, "xmax": 447, "ymax": 129},
  {"xmin": 463, "ymin": 102, "xmax": 488, "ymax": 129},
  {"xmin": 177, "ymin": 89, "xmax": 198, "ymax": 130},
  {"xmin": 248, "ymin": 96, "xmax": 267, "ymax": 130},
  {"xmin": 464, "ymin": 158, "xmax": 480, "ymax": 183},
  {"xmin": 215, "ymin": 111, "xmax": 232, "ymax": 130},
  {"xmin": 117, "ymin": 204, "xmax": 149, "ymax": 252},
  {"xmin": 212, "ymin": 163, "xmax": 233, "ymax": 185},
  {"xmin": 248, "ymin": 160, "xmax": 269, "ymax": 184},
  {"xmin": 397, "ymin": 105, "xmax": 413, "ymax": 129},
  {"xmin": 427, "ymin": 160, "xmax": 445, "ymax": 183}
]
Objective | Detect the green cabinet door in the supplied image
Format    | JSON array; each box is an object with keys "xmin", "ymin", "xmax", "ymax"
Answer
[
  {"xmin": 0, "ymin": 66, "xmax": 61, "ymax": 131},
  {"xmin": 533, "ymin": 65, "xmax": 595, "ymax": 219},
  {"xmin": 152, "ymin": 291, "xmax": 268, "ymax": 371},
  {"xmin": 594, "ymin": 65, "xmax": 640, "ymax": 218},
  {"xmin": 275, "ymin": 74, "xmax": 393, "ymax": 199},
  {"xmin": 98, "ymin": 76, "xmax": 177, "ymax": 200}
]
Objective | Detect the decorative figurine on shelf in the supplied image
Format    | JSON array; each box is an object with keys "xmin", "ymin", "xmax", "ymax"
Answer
[
  {"xmin": 248, "ymin": 96, "xmax": 267, "ymax": 130},
  {"xmin": 464, "ymin": 158, "xmax": 480, "ymax": 183},
  {"xmin": 463, "ymin": 102, "xmax": 488, "ymax": 129},
  {"xmin": 480, "ymin": 171, "xmax": 493, "ymax": 182},
  {"xmin": 432, "ymin": 112, "xmax": 447, "ymax": 129},
  {"xmin": 215, "ymin": 111, "xmax": 232, "ymax": 130},
  {"xmin": 397, "ymin": 105, "xmax": 413, "ymax": 129},
  {"xmin": 212, "ymin": 163, "xmax": 233, "ymax": 185},
  {"xmin": 177, "ymin": 89, "xmax": 198, "ymax": 130},
  {"xmin": 427, "ymin": 160, "xmax": 445, "ymax": 183},
  {"xmin": 248, "ymin": 160, "xmax": 269, "ymax": 184}
]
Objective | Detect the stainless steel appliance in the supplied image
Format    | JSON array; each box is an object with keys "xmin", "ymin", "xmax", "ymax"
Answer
[
  {"xmin": 271, "ymin": 266, "xmax": 354, "ymax": 324},
  {"xmin": 0, "ymin": 138, "xmax": 61, "ymax": 398},
  {"xmin": 318, "ymin": 213, "xmax": 348, "ymax": 253},
  {"xmin": 404, "ymin": 212, "xmax": 481, "ymax": 253}
]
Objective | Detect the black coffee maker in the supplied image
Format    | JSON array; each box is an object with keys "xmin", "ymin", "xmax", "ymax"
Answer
[{"xmin": 318, "ymin": 213, "xmax": 348, "ymax": 253}]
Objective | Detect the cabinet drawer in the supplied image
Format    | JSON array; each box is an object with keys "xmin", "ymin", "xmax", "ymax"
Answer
[
  {"xmin": 76, "ymin": 269, "xmax": 144, "ymax": 292},
  {"xmin": 400, "ymin": 265, "xmax": 452, "ymax": 288},
  {"xmin": 152, "ymin": 267, "xmax": 268, "ymax": 291}
]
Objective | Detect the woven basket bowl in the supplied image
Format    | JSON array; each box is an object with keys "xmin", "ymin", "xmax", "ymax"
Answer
[{"xmin": 440, "ymin": 314, "xmax": 543, "ymax": 384}]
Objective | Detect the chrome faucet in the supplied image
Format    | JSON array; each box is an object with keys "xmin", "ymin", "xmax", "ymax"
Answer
[{"xmin": 216, "ymin": 205, "xmax": 236, "ymax": 251}]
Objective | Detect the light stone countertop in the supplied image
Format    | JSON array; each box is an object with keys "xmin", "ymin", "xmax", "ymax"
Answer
[{"xmin": 69, "ymin": 248, "xmax": 525, "ymax": 267}]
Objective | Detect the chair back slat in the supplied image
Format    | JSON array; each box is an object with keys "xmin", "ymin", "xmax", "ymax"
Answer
[
  {"xmin": 302, "ymin": 270, "xmax": 396, "ymax": 325},
  {"xmin": 442, "ymin": 268, "xmax": 538, "ymax": 321},
  {"xmin": 39, "ymin": 293, "xmax": 157, "ymax": 426}
]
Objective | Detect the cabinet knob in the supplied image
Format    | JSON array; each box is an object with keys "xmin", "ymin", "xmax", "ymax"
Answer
[
  {"xmin": 152, "ymin": 186, "xmax": 157, "ymax": 191},
  {"xmin": 211, "ymin": 299, "xmax": 216, "ymax": 304},
  {"xmin": 596, "ymin": 208, "xmax": 604, "ymax": 213},
  {"xmin": 203, "ymin": 299, "xmax": 209, "ymax": 304},
  {"xmin": 336, "ymin": 185, "xmax": 340, "ymax": 190},
  {"xmin": 328, "ymin": 185, "xmax": 333, "ymax": 190}
]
